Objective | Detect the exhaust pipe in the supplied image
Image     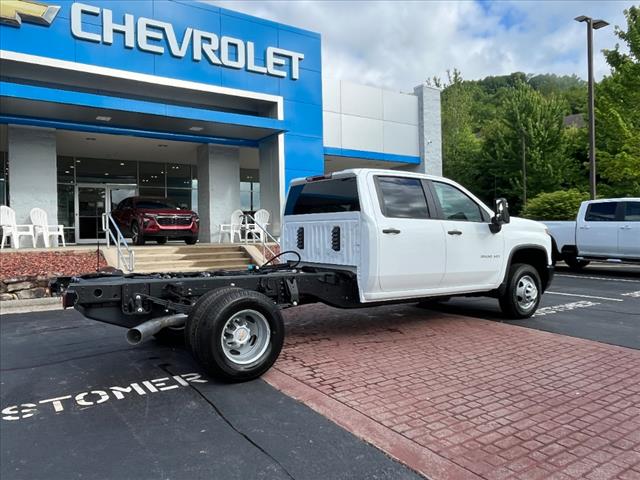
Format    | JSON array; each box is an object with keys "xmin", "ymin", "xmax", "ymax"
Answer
[{"xmin": 126, "ymin": 314, "xmax": 188, "ymax": 345}]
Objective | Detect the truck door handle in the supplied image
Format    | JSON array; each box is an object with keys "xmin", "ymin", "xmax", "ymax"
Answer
[
  {"xmin": 447, "ymin": 230, "xmax": 462, "ymax": 236},
  {"xmin": 620, "ymin": 225, "xmax": 631, "ymax": 230},
  {"xmin": 579, "ymin": 225, "xmax": 591, "ymax": 229},
  {"xmin": 382, "ymin": 228, "xmax": 401, "ymax": 234}
]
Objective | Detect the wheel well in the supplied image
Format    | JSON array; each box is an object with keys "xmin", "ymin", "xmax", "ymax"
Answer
[{"xmin": 510, "ymin": 248, "xmax": 550, "ymax": 291}]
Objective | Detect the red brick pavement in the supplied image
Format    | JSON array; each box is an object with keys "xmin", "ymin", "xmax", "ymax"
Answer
[{"xmin": 264, "ymin": 303, "xmax": 640, "ymax": 480}]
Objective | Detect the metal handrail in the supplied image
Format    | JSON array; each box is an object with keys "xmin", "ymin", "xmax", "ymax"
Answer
[
  {"xmin": 101, "ymin": 213, "xmax": 135, "ymax": 272},
  {"xmin": 244, "ymin": 213, "xmax": 280, "ymax": 262}
]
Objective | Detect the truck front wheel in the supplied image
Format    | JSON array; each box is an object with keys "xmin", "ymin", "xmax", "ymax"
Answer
[
  {"xmin": 499, "ymin": 263, "xmax": 542, "ymax": 319},
  {"xmin": 186, "ymin": 288, "xmax": 284, "ymax": 382},
  {"xmin": 564, "ymin": 254, "xmax": 590, "ymax": 271}
]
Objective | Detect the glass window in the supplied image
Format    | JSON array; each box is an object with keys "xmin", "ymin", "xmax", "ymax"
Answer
[
  {"xmin": 376, "ymin": 176, "xmax": 429, "ymax": 219},
  {"xmin": 167, "ymin": 189, "xmax": 192, "ymax": 210},
  {"xmin": 0, "ymin": 152, "xmax": 7, "ymax": 206},
  {"xmin": 135, "ymin": 198, "xmax": 176, "ymax": 209},
  {"xmin": 585, "ymin": 202, "xmax": 618, "ymax": 221},
  {"xmin": 433, "ymin": 181, "xmax": 483, "ymax": 222},
  {"xmin": 138, "ymin": 187, "xmax": 165, "ymax": 198},
  {"xmin": 285, "ymin": 176, "xmax": 360, "ymax": 215},
  {"xmin": 57, "ymin": 156, "xmax": 75, "ymax": 184},
  {"xmin": 139, "ymin": 161, "xmax": 165, "ymax": 188},
  {"xmin": 57, "ymin": 184, "xmax": 75, "ymax": 228},
  {"xmin": 75, "ymin": 158, "xmax": 136, "ymax": 184},
  {"xmin": 623, "ymin": 201, "xmax": 640, "ymax": 221},
  {"xmin": 167, "ymin": 163, "xmax": 192, "ymax": 188}
]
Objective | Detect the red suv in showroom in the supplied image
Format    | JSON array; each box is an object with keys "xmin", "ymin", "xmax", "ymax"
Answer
[{"xmin": 111, "ymin": 197, "xmax": 199, "ymax": 245}]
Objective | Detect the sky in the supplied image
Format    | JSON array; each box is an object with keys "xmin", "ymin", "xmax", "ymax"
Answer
[{"xmin": 212, "ymin": 0, "xmax": 634, "ymax": 92}]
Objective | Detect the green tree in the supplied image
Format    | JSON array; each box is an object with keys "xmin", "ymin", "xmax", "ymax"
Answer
[
  {"xmin": 522, "ymin": 189, "xmax": 589, "ymax": 221},
  {"xmin": 596, "ymin": 6, "xmax": 640, "ymax": 197},
  {"xmin": 440, "ymin": 70, "xmax": 483, "ymax": 188},
  {"xmin": 478, "ymin": 82, "xmax": 571, "ymax": 213}
]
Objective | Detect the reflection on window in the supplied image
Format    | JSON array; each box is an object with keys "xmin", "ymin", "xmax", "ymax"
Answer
[
  {"xmin": 57, "ymin": 156, "xmax": 75, "ymax": 184},
  {"xmin": 0, "ymin": 152, "xmax": 7, "ymax": 206},
  {"xmin": 75, "ymin": 158, "xmax": 136, "ymax": 183},
  {"xmin": 623, "ymin": 202, "xmax": 640, "ymax": 222},
  {"xmin": 377, "ymin": 177, "xmax": 428, "ymax": 219},
  {"xmin": 433, "ymin": 182, "xmax": 483, "ymax": 222},
  {"xmin": 240, "ymin": 181, "xmax": 260, "ymax": 212},
  {"xmin": 139, "ymin": 161, "xmax": 165, "ymax": 187},
  {"xmin": 585, "ymin": 202, "xmax": 618, "ymax": 221}
]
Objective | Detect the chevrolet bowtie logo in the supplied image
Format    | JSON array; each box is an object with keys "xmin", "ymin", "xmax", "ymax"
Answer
[{"xmin": 0, "ymin": 0, "xmax": 60, "ymax": 27}]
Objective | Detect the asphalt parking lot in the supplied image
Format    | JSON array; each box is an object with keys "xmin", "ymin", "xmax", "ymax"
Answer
[
  {"xmin": 429, "ymin": 262, "xmax": 640, "ymax": 350},
  {"xmin": 0, "ymin": 310, "xmax": 420, "ymax": 480}
]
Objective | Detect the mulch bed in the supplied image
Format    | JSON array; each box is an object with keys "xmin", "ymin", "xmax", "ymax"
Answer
[{"xmin": 0, "ymin": 250, "xmax": 107, "ymax": 279}]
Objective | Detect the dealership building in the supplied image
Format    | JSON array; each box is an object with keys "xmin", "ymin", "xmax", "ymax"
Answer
[{"xmin": 0, "ymin": 0, "xmax": 442, "ymax": 245}]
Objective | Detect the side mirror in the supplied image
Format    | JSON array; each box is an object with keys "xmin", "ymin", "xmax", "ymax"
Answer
[{"xmin": 490, "ymin": 198, "xmax": 510, "ymax": 233}]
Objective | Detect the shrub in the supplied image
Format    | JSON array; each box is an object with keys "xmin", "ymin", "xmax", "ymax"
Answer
[{"xmin": 522, "ymin": 189, "xmax": 589, "ymax": 221}]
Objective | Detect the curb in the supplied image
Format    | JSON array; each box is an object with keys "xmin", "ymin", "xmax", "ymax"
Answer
[{"xmin": 1, "ymin": 296, "xmax": 62, "ymax": 314}]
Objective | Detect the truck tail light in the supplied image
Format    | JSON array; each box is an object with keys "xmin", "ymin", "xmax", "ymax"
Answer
[
  {"xmin": 296, "ymin": 227, "xmax": 304, "ymax": 249},
  {"xmin": 331, "ymin": 226, "xmax": 341, "ymax": 251}
]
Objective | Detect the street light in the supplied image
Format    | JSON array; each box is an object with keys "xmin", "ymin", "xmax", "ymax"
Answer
[{"xmin": 575, "ymin": 15, "xmax": 609, "ymax": 200}]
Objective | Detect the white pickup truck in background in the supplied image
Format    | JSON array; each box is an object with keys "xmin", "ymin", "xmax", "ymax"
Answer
[{"xmin": 544, "ymin": 198, "xmax": 640, "ymax": 270}]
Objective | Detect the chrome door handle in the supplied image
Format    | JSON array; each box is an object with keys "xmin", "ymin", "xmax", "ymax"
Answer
[
  {"xmin": 579, "ymin": 225, "xmax": 591, "ymax": 229},
  {"xmin": 382, "ymin": 228, "xmax": 401, "ymax": 234},
  {"xmin": 447, "ymin": 230, "xmax": 462, "ymax": 236},
  {"xmin": 620, "ymin": 225, "xmax": 632, "ymax": 230}
]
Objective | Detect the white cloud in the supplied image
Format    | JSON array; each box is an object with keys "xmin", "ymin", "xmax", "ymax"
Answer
[{"xmin": 210, "ymin": 0, "xmax": 633, "ymax": 91}]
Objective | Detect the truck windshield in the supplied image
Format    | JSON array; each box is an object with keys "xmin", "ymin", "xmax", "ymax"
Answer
[{"xmin": 285, "ymin": 177, "xmax": 360, "ymax": 215}]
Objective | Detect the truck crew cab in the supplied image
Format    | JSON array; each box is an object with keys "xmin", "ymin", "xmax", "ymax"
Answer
[
  {"xmin": 544, "ymin": 198, "xmax": 640, "ymax": 269},
  {"xmin": 57, "ymin": 169, "xmax": 553, "ymax": 382}
]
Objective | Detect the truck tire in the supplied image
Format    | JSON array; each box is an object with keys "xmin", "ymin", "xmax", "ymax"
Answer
[
  {"xmin": 498, "ymin": 263, "xmax": 541, "ymax": 319},
  {"xmin": 186, "ymin": 288, "xmax": 284, "ymax": 382},
  {"xmin": 564, "ymin": 254, "xmax": 590, "ymax": 271}
]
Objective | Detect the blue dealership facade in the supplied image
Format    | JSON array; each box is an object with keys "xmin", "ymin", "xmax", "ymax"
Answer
[{"xmin": 0, "ymin": 0, "xmax": 441, "ymax": 244}]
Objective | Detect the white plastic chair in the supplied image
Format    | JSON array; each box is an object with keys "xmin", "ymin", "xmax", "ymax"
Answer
[
  {"xmin": 1, "ymin": 205, "xmax": 36, "ymax": 249},
  {"xmin": 246, "ymin": 209, "xmax": 270, "ymax": 243},
  {"xmin": 30, "ymin": 207, "xmax": 66, "ymax": 248},
  {"xmin": 218, "ymin": 209, "xmax": 245, "ymax": 243}
]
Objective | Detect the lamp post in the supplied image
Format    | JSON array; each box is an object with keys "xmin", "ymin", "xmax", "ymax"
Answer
[{"xmin": 575, "ymin": 15, "xmax": 609, "ymax": 200}]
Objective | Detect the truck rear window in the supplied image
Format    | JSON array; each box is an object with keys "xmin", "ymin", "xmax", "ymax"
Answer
[{"xmin": 285, "ymin": 177, "xmax": 360, "ymax": 215}]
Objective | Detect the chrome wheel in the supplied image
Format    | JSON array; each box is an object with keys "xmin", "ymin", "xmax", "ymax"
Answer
[
  {"xmin": 516, "ymin": 275, "xmax": 538, "ymax": 311},
  {"xmin": 220, "ymin": 309, "xmax": 271, "ymax": 365},
  {"xmin": 131, "ymin": 223, "xmax": 139, "ymax": 243}
]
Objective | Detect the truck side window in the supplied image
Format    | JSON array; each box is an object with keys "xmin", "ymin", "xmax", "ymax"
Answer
[
  {"xmin": 623, "ymin": 201, "xmax": 640, "ymax": 221},
  {"xmin": 432, "ymin": 182, "xmax": 483, "ymax": 222},
  {"xmin": 376, "ymin": 176, "xmax": 430, "ymax": 219},
  {"xmin": 585, "ymin": 202, "xmax": 618, "ymax": 221}
]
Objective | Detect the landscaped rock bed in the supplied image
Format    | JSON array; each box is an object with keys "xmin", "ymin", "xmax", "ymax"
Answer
[{"xmin": 0, "ymin": 250, "xmax": 107, "ymax": 301}]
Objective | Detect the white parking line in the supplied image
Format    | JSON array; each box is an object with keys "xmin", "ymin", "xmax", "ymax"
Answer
[
  {"xmin": 557, "ymin": 274, "xmax": 640, "ymax": 284},
  {"xmin": 546, "ymin": 291, "xmax": 624, "ymax": 302},
  {"xmin": 534, "ymin": 300, "xmax": 600, "ymax": 317},
  {"xmin": 621, "ymin": 291, "xmax": 640, "ymax": 298}
]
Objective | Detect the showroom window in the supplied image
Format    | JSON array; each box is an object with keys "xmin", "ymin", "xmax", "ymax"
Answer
[{"xmin": 0, "ymin": 152, "xmax": 8, "ymax": 206}]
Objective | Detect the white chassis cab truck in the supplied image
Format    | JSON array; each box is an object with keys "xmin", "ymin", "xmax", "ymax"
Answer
[
  {"xmin": 56, "ymin": 169, "xmax": 554, "ymax": 382},
  {"xmin": 544, "ymin": 198, "xmax": 640, "ymax": 270}
]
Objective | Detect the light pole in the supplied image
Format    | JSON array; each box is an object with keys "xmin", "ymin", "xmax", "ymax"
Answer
[{"xmin": 575, "ymin": 15, "xmax": 609, "ymax": 200}]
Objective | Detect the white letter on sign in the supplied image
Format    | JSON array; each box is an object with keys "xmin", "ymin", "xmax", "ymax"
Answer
[
  {"xmin": 71, "ymin": 3, "xmax": 101, "ymax": 43},
  {"xmin": 220, "ymin": 36, "xmax": 245, "ymax": 69},
  {"xmin": 137, "ymin": 17, "xmax": 165, "ymax": 54},
  {"xmin": 102, "ymin": 9, "xmax": 135, "ymax": 48},
  {"xmin": 75, "ymin": 391, "xmax": 109, "ymax": 406}
]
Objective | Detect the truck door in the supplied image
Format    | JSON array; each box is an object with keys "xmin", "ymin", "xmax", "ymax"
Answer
[
  {"xmin": 372, "ymin": 175, "xmax": 446, "ymax": 294},
  {"xmin": 619, "ymin": 201, "xmax": 640, "ymax": 258},
  {"xmin": 577, "ymin": 201, "xmax": 621, "ymax": 256},
  {"xmin": 429, "ymin": 181, "xmax": 504, "ymax": 288}
]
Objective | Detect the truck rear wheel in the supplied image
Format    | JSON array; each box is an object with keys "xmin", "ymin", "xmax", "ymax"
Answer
[
  {"xmin": 499, "ymin": 263, "xmax": 541, "ymax": 319},
  {"xmin": 185, "ymin": 287, "xmax": 284, "ymax": 382}
]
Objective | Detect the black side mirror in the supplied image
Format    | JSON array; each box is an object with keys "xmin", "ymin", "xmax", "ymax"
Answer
[{"xmin": 490, "ymin": 197, "xmax": 510, "ymax": 233}]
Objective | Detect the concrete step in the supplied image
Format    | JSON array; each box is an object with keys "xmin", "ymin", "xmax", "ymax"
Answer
[
  {"xmin": 134, "ymin": 264, "xmax": 250, "ymax": 273},
  {"xmin": 132, "ymin": 246, "xmax": 245, "ymax": 256},
  {"xmin": 134, "ymin": 257, "xmax": 251, "ymax": 268},
  {"xmin": 134, "ymin": 251, "xmax": 249, "ymax": 261}
]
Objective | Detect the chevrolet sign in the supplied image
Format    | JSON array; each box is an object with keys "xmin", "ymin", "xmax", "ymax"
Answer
[{"xmin": 70, "ymin": 2, "xmax": 305, "ymax": 80}]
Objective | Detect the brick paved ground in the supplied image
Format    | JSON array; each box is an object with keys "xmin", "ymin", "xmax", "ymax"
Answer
[{"xmin": 265, "ymin": 303, "xmax": 640, "ymax": 480}]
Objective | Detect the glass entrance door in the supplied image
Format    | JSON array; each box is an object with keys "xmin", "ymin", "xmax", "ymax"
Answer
[
  {"xmin": 75, "ymin": 185, "xmax": 138, "ymax": 243},
  {"xmin": 76, "ymin": 186, "xmax": 106, "ymax": 243}
]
